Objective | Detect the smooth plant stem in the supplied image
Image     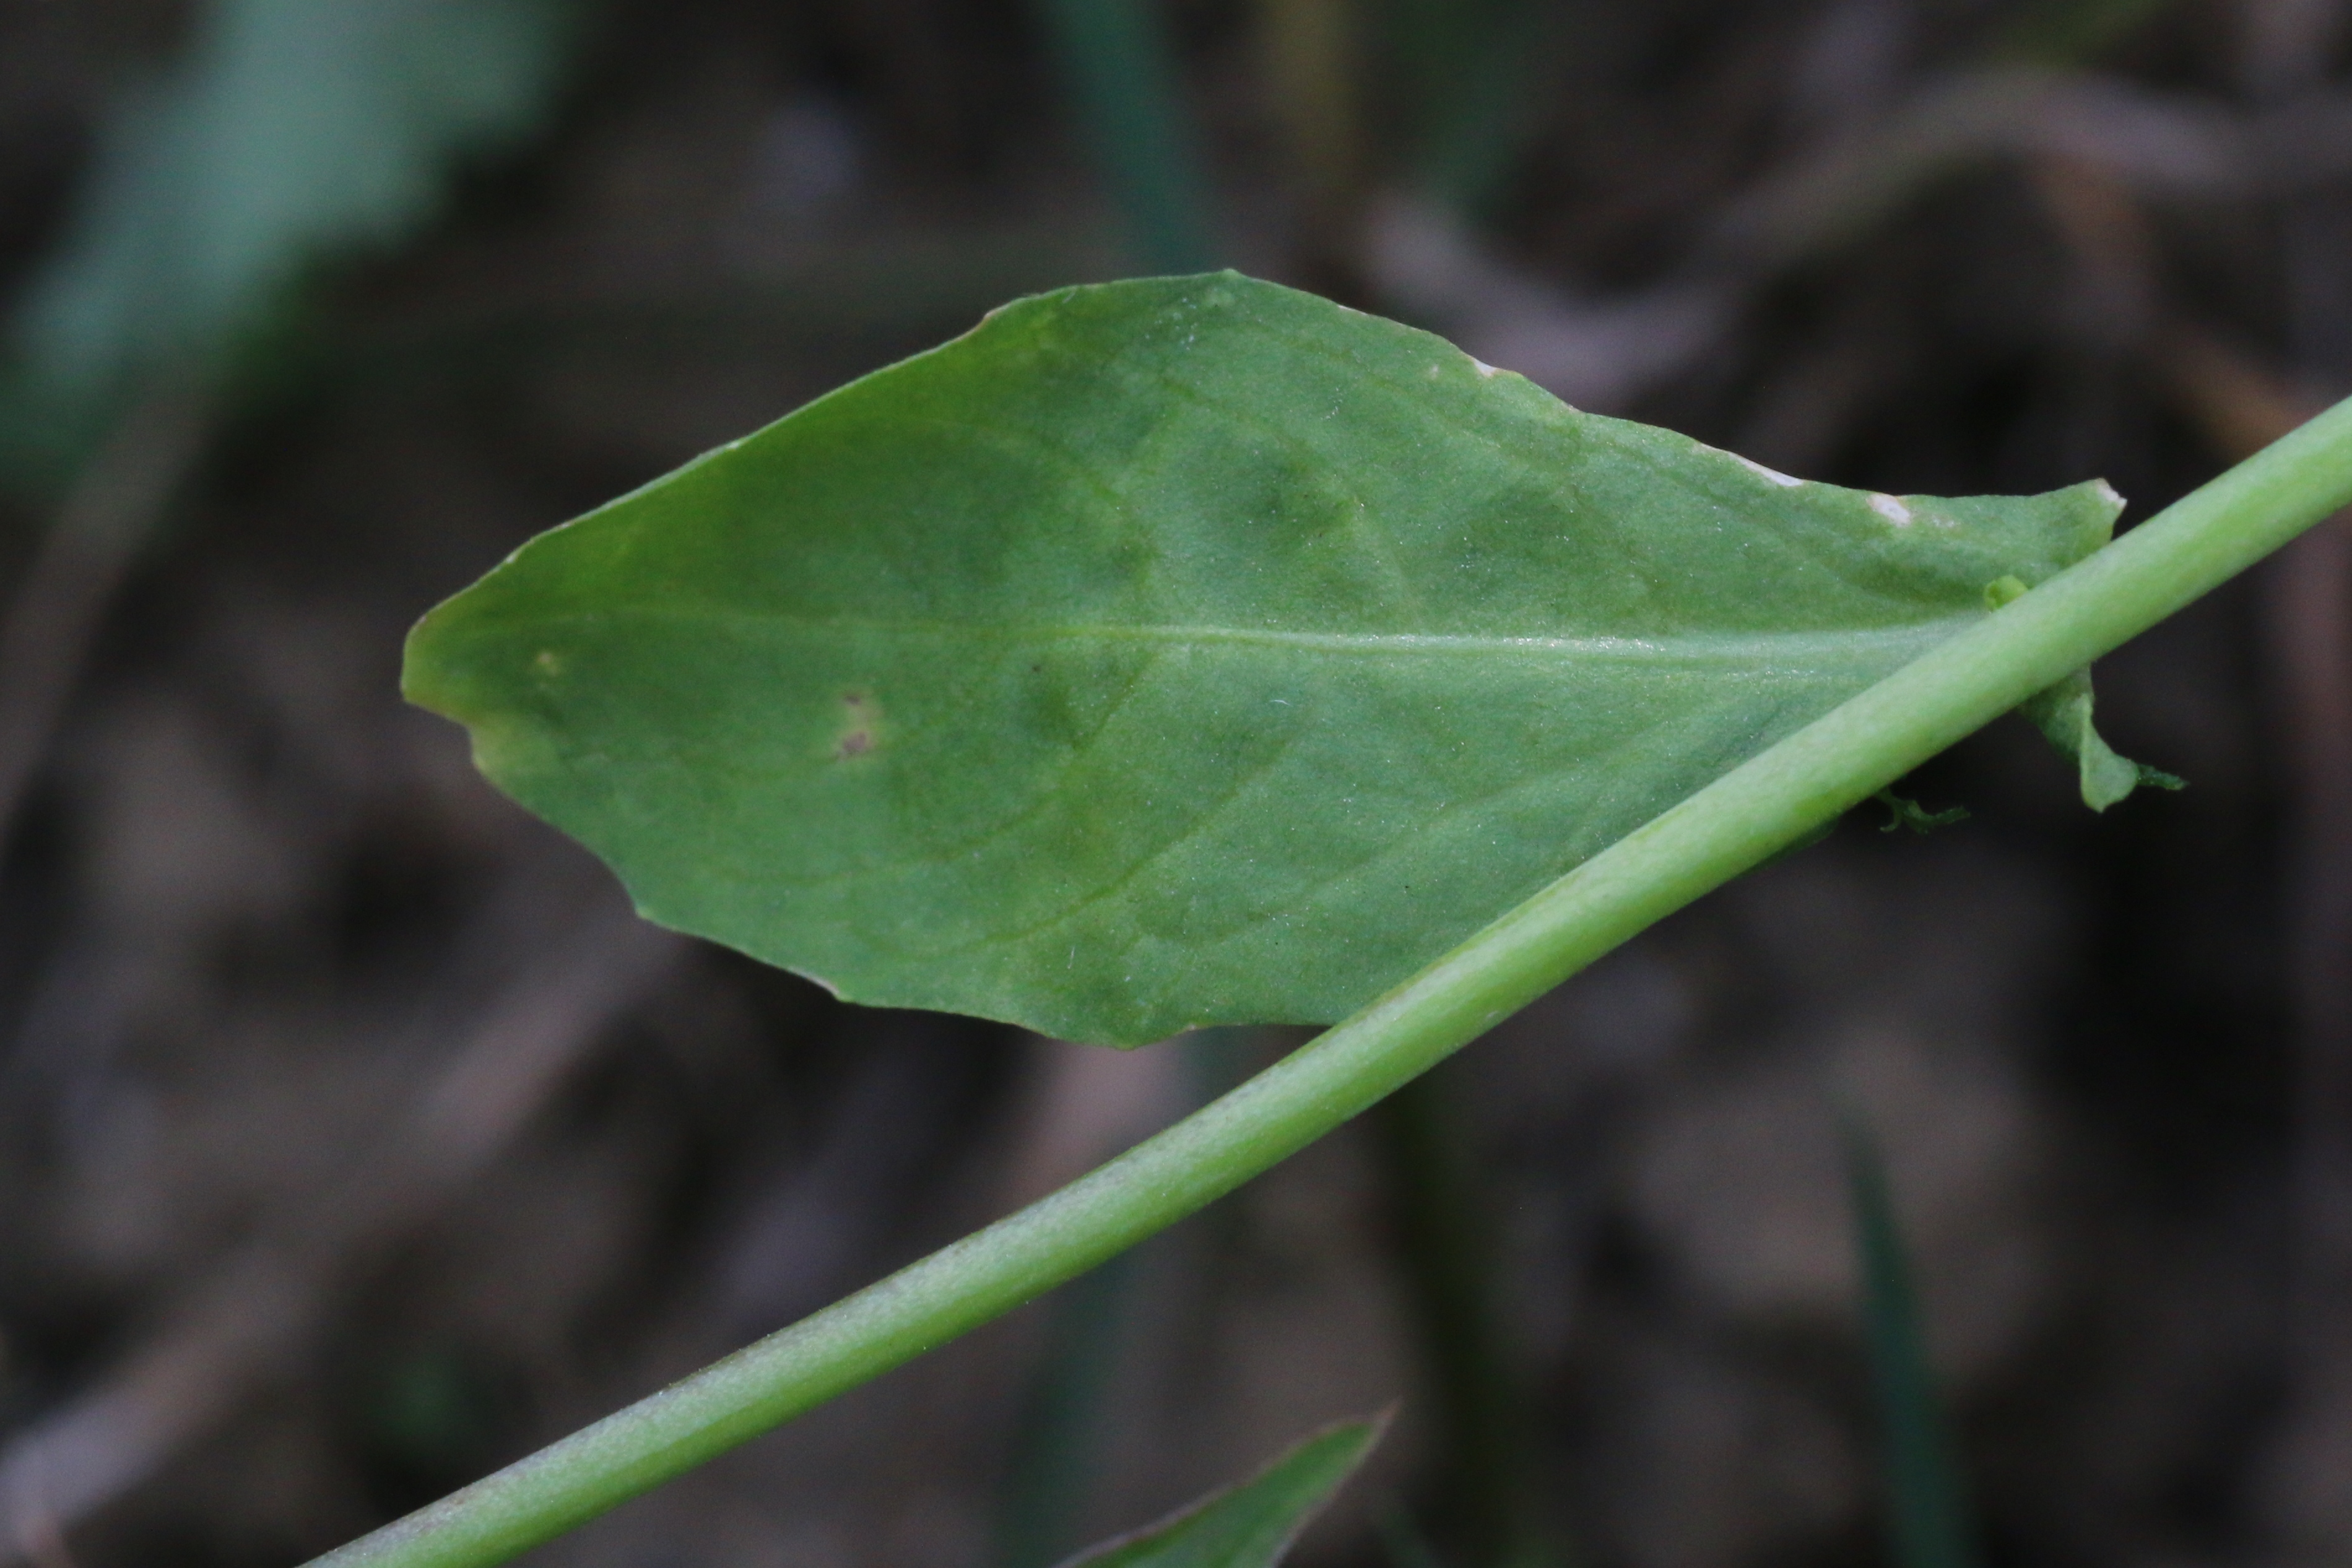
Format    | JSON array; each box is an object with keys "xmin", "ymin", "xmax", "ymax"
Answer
[{"xmin": 307, "ymin": 396, "xmax": 2352, "ymax": 1568}]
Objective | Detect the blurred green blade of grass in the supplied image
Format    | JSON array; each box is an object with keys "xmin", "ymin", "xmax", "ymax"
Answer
[
  {"xmin": 1033, "ymin": 0, "xmax": 1221, "ymax": 275},
  {"xmin": 1380, "ymin": 0, "xmax": 1556, "ymax": 218},
  {"xmin": 1843, "ymin": 1113, "xmax": 1982, "ymax": 1568},
  {"xmin": 1374, "ymin": 1070, "xmax": 1564, "ymax": 1568},
  {"xmin": 1375, "ymin": 1503, "xmax": 1449, "ymax": 1568},
  {"xmin": 993, "ymin": 1252, "xmax": 1146, "ymax": 1568},
  {"xmin": 1, "ymin": 0, "xmax": 583, "ymax": 488}
]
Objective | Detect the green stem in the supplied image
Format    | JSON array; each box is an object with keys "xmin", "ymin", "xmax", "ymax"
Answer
[{"xmin": 308, "ymin": 397, "xmax": 2352, "ymax": 1568}]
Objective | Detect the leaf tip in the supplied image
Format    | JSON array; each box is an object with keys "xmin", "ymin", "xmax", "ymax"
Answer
[{"xmin": 1053, "ymin": 1411, "xmax": 1389, "ymax": 1568}]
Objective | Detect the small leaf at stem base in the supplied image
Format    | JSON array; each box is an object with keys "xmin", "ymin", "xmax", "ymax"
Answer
[{"xmin": 1057, "ymin": 1415, "xmax": 1386, "ymax": 1568}]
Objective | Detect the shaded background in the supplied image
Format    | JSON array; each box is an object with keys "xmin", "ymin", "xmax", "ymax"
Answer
[{"xmin": 0, "ymin": 1, "xmax": 2346, "ymax": 1565}]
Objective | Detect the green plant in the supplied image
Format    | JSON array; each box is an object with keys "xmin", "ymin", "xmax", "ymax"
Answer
[
  {"xmin": 307, "ymin": 273, "xmax": 2352, "ymax": 1567},
  {"xmin": 1, "ymin": 0, "xmax": 577, "ymax": 481},
  {"xmin": 1059, "ymin": 1417, "xmax": 1385, "ymax": 1568},
  {"xmin": 404, "ymin": 273, "xmax": 2162, "ymax": 1044},
  {"xmin": 0, "ymin": 0, "xmax": 579, "ymax": 878},
  {"xmin": 1845, "ymin": 1113, "xmax": 1981, "ymax": 1568}
]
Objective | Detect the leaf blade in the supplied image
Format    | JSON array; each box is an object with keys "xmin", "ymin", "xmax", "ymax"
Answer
[
  {"xmin": 407, "ymin": 272, "xmax": 2134, "ymax": 1044},
  {"xmin": 1842, "ymin": 1114, "xmax": 1981, "ymax": 1568},
  {"xmin": 1057, "ymin": 1416, "xmax": 1384, "ymax": 1568}
]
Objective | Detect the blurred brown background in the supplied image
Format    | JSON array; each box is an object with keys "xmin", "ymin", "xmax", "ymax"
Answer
[{"xmin": 0, "ymin": 2, "xmax": 2346, "ymax": 1565}]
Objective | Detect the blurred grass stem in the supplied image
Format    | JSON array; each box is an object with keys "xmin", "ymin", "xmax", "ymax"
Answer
[
  {"xmin": 1034, "ymin": 0, "xmax": 1219, "ymax": 274},
  {"xmin": 989, "ymin": 1252, "xmax": 1142, "ymax": 1568},
  {"xmin": 306, "ymin": 397, "xmax": 2352, "ymax": 1568},
  {"xmin": 1373, "ymin": 1072, "xmax": 1555, "ymax": 1568}
]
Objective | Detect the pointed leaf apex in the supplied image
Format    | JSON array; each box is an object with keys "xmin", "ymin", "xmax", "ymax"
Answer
[{"xmin": 1056, "ymin": 1414, "xmax": 1387, "ymax": 1568}]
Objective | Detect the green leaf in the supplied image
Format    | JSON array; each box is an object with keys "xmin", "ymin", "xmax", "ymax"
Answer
[
  {"xmin": 406, "ymin": 271, "xmax": 2147, "ymax": 1045},
  {"xmin": 1873, "ymin": 790, "xmax": 1969, "ymax": 834},
  {"xmin": 3, "ymin": 0, "xmax": 577, "ymax": 479},
  {"xmin": 1842, "ymin": 1114, "xmax": 1980, "ymax": 1568},
  {"xmin": 1058, "ymin": 1417, "xmax": 1384, "ymax": 1568},
  {"xmin": 2018, "ymin": 668, "xmax": 2184, "ymax": 810}
]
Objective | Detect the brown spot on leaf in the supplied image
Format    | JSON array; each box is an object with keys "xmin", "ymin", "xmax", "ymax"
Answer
[{"xmin": 831, "ymin": 690, "xmax": 882, "ymax": 759}]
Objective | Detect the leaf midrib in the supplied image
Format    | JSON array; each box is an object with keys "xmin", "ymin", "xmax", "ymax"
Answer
[{"xmin": 502, "ymin": 605, "xmax": 1982, "ymax": 671}]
